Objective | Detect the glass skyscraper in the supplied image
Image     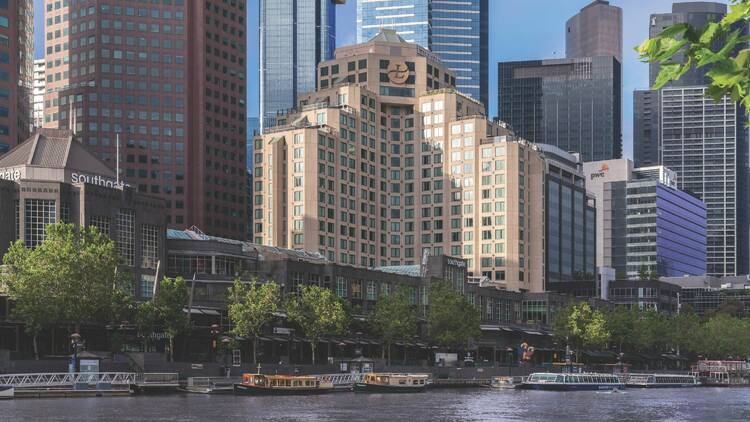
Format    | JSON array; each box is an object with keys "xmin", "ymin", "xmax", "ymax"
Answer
[
  {"xmin": 498, "ymin": 56, "xmax": 622, "ymax": 162},
  {"xmin": 260, "ymin": 0, "xmax": 344, "ymax": 131},
  {"xmin": 633, "ymin": 2, "xmax": 749, "ymax": 276},
  {"xmin": 357, "ymin": 0, "xmax": 488, "ymax": 108}
]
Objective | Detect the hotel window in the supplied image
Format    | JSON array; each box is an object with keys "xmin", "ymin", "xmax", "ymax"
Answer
[
  {"xmin": 24, "ymin": 199, "xmax": 56, "ymax": 247},
  {"xmin": 141, "ymin": 224, "xmax": 159, "ymax": 269},
  {"xmin": 90, "ymin": 216, "xmax": 111, "ymax": 236},
  {"xmin": 117, "ymin": 209, "xmax": 135, "ymax": 266},
  {"xmin": 140, "ymin": 274, "xmax": 155, "ymax": 299},
  {"xmin": 335, "ymin": 276, "xmax": 347, "ymax": 298},
  {"xmin": 351, "ymin": 280, "xmax": 363, "ymax": 299}
]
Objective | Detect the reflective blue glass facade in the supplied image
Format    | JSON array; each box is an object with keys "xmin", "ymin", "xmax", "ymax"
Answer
[
  {"xmin": 357, "ymin": 0, "xmax": 488, "ymax": 108},
  {"xmin": 260, "ymin": 0, "xmax": 342, "ymax": 131},
  {"xmin": 625, "ymin": 181, "xmax": 707, "ymax": 278}
]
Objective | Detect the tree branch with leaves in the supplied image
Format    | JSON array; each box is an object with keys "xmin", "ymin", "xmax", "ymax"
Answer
[{"xmin": 227, "ymin": 279, "xmax": 280, "ymax": 364}]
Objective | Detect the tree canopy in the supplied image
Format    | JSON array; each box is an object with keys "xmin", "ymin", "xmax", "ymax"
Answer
[
  {"xmin": 369, "ymin": 285, "xmax": 418, "ymax": 364},
  {"xmin": 285, "ymin": 285, "xmax": 348, "ymax": 365},
  {"xmin": 427, "ymin": 282, "xmax": 480, "ymax": 349},
  {"xmin": 227, "ymin": 279, "xmax": 280, "ymax": 364},
  {"xmin": 1, "ymin": 223, "xmax": 119, "ymax": 358}
]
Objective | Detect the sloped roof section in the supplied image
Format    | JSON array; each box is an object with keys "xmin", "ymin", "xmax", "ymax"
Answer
[
  {"xmin": 0, "ymin": 129, "xmax": 116, "ymax": 178},
  {"xmin": 368, "ymin": 29, "xmax": 408, "ymax": 44}
]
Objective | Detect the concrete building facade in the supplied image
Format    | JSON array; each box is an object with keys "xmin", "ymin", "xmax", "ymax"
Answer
[
  {"xmin": 42, "ymin": 0, "xmax": 248, "ymax": 240},
  {"xmin": 565, "ymin": 0, "xmax": 622, "ymax": 62},
  {"xmin": 0, "ymin": 129, "xmax": 167, "ymax": 300},
  {"xmin": 32, "ymin": 59, "xmax": 45, "ymax": 130},
  {"xmin": 253, "ymin": 32, "xmax": 595, "ymax": 292},
  {"xmin": 0, "ymin": 0, "xmax": 33, "ymax": 155},
  {"xmin": 357, "ymin": 0, "xmax": 489, "ymax": 108}
]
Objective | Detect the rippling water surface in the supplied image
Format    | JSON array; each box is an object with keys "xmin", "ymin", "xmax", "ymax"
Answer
[{"xmin": 2, "ymin": 388, "xmax": 750, "ymax": 421}]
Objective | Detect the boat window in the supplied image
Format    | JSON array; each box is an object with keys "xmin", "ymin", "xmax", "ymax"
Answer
[
  {"xmin": 555, "ymin": 375, "xmax": 564, "ymax": 383},
  {"xmin": 399, "ymin": 380, "xmax": 407, "ymax": 385}
]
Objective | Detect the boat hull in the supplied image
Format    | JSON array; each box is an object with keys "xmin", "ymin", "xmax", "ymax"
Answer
[
  {"xmin": 353, "ymin": 383, "xmax": 426, "ymax": 393},
  {"xmin": 0, "ymin": 386, "xmax": 14, "ymax": 399},
  {"xmin": 517, "ymin": 383, "xmax": 624, "ymax": 391},
  {"xmin": 233, "ymin": 383, "xmax": 331, "ymax": 396},
  {"xmin": 627, "ymin": 383, "xmax": 700, "ymax": 388}
]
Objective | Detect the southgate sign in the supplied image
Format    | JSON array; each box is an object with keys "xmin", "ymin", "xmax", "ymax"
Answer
[
  {"xmin": 71, "ymin": 172, "xmax": 126, "ymax": 188},
  {"xmin": 0, "ymin": 168, "xmax": 21, "ymax": 181}
]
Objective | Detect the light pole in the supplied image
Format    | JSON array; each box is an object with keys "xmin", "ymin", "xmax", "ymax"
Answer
[
  {"xmin": 70, "ymin": 333, "xmax": 82, "ymax": 373},
  {"xmin": 221, "ymin": 336, "xmax": 232, "ymax": 378},
  {"xmin": 210, "ymin": 324, "xmax": 220, "ymax": 363}
]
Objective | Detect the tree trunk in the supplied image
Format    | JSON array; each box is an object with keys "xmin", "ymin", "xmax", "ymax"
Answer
[
  {"xmin": 253, "ymin": 336, "xmax": 258, "ymax": 365},
  {"xmin": 387, "ymin": 343, "xmax": 391, "ymax": 366},
  {"xmin": 169, "ymin": 336, "xmax": 174, "ymax": 362},
  {"xmin": 403, "ymin": 344, "xmax": 407, "ymax": 365},
  {"xmin": 311, "ymin": 341, "xmax": 316, "ymax": 365},
  {"xmin": 33, "ymin": 334, "xmax": 39, "ymax": 360}
]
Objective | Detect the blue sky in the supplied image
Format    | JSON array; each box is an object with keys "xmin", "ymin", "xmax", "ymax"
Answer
[{"xmin": 33, "ymin": 0, "xmax": 721, "ymax": 159}]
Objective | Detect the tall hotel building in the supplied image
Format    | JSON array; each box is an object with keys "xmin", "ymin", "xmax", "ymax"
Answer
[
  {"xmin": 0, "ymin": 0, "xmax": 33, "ymax": 155},
  {"xmin": 260, "ymin": 0, "xmax": 345, "ymax": 131},
  {"xmin": 497, "ymin": 0, "xmax": 622, "ymax": 162},
  {"xmin": 42, "ymin": 0, "xmax": 248, "ymax": 240},
  {"xmin": 32, "ymin": 59, "xmax": 45, "ymax": 129},
  {"xmin": 253, "ymin": 31, "xmax": 596, "ymax": 292},
  {"xmin": 357, "ymin": 0, "xmax": 489, "ymax": 109},
  {"xmin": 633, "ymin": 2, "xmax": 748, "ymax": 276}
]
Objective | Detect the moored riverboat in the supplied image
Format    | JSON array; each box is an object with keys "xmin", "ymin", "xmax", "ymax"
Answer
[
  {"xmin": 233, "ymin": 373, "xmax": 333, "ymax": 395},
  {"xmin": 354, "ymin": 373, "xmax": 429, "ymax": 393},
  {"xmin": 517, "ymin": 373, "xmax": 624, "ymax": 391},
  {"xmin": 625, "ymin": 374, "xmax": 700, "ymax": 388},
  {"xmin": 691, "ymin": 360, "xmax": 750, "ymax": 387},
  {"xmin": 0, "ymin": 385, "xmax": 13, "ymax": 399},
  {"xmin": 489, "ymin": 376, "xmax": 524, "ymax": 389}
]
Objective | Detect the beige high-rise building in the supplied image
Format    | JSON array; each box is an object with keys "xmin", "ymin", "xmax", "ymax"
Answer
[{"xmin": 253, "ymin": 31, "xmax": 596, "ymax": 292}]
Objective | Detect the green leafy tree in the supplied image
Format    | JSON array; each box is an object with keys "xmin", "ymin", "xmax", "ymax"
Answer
[
  {"xmin": 369, "ymin": 285, "xmax": 418, "ymax": 365},
  {"xmin": 1, "ymin": 223, "xmax": 119, "ymax": 358},
  {"xmin": 633, "ymin": 309, "xmax": 670, "ymax": 354},
  {"xmin": 227, "ymin": 279, "xmax": 280, "ymax": 364},
  {"xmin": 285, "ymin": 285, "xmax": 348, "ymax": 365},
  {"xmin": 667, "ymin": 309, "xmax": 701, "ymax": 359},
  {"xmin": 552, "ymin": 302, "xmax": 609, "ymax": 361},
  {"xmin": 427, "ymin": 282, "xmax": 480, "ymax": 350},
  {"xmin": 708, "ymin": 299, "xmax": 746, "ymax": 317},
  {"xmin": 637, "ymin": 1, "xmax": 750, "ymax": 109},
  {"xmin": 154, "ymin": 277, "xmax": 189, "ymax": 362},
  {"xmin": 135, "ymin": 301, "xmax": 158, "ymax": 352},
  {"xmin": 606, "ymin": 306, "xmax": 637, "ymax": 353}
]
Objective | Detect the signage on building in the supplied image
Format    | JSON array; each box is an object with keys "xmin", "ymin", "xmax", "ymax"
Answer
[
  {"xmin": 446, "ymin": 258, "xmax": 467, "ymax": 268},
  {"xmin": 273, "ymin": 327, "xmax": 292, "ymax": 335},
  {"xmin": 387, "ymin": 61, "xmax": 410, "ymax": 84},
  {"xmin": 0, "ymin": 168, "xmax": 21, "ymax": 181},
  {"xmin": 590, "ymin": 162, "xmax": 610, "ymax": 180},
  {"xmin": 71, "ymin": 172, "xmax": 125, "ymax": 188}
]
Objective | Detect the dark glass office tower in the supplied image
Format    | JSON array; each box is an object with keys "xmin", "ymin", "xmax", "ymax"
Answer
[
  {"xmin": 498, "ymin": 56, "xmax": 622, "ymax": 162},
  {"xmin": 357, "ymin": 0, "xmax": 489, "ymax": 109},
  {"xmin": 260, "ymin": 0, "xmax": 345, "ymax": 131},
  {"xmin": 498, "ymin": 0, "xmax": 622, "ymax": 162}
]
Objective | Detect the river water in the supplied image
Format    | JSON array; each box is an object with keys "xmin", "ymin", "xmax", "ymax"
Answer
[{"xmin": 2, "ymin": 388, "xmax": 749, "ymax": 421}]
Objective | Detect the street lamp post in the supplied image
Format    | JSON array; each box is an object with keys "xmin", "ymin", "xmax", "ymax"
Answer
[
  {"xmin": 221, "ymin": 336, "xmax": 232, "ymax": 378},
  {"xmin": 70, "ymin": 333, "xmax": 82, "ymax": 373},
  {"xmin": 210, "ymin": 324, "xmax": 220, "ymax": 363}
]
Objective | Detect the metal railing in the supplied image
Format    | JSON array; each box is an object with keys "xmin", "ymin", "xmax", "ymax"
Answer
[
  {"xmin": 135, "ymin": 373, "xmax": 180, "ymax": 386},
  {"xmin": 0, "ymin": 372, "xmax": 136, "ymax": 388},
  {"xmin": 316, "ymin": 373, "xmax": 364, "ymax": 386}
]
